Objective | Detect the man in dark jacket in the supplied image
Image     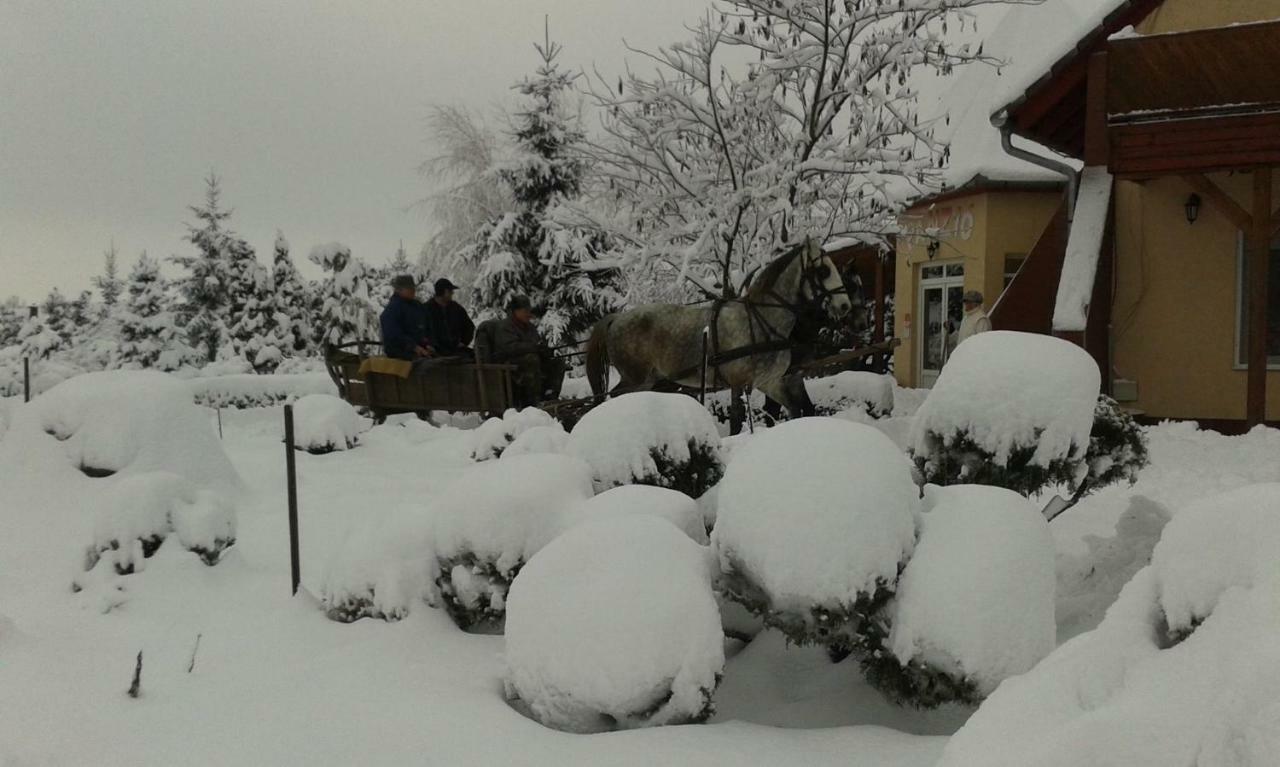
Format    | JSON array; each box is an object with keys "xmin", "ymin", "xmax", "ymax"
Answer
[
  {"xmin": 379, "ymin": 275, "xmax": 433, "ymax": 361},
  {"xmin": 424, "ymin": 278, "xmax": 475, "ymax": 357},
  {"xmin": 492, "ymin": 295, "xmax": 564, "ymax": 406}
]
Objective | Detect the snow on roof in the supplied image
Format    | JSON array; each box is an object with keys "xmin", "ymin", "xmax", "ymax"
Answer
[{"xmin": 922, "ymin": 0, "xmax": 1120, "ymax": 193}]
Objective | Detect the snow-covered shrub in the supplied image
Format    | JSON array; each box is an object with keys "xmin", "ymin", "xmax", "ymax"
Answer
[
  {"xmin": 569, "ymin": 485, "xmax": 708, "ymax": 544},
  {"xmin": 1151, "ymin": 483, "xmax": 1280, "ymax": 644},
  {"xmin": 471, "ymin": 408, "xmax": 559, "ymax": 461},
  {"xmin": 713, "ymin": 418, "xmax": 917, "ymax": 654},
  {"xmin": 937, "ymin": 485, "xmax": 1280, "ymax": 767},
  {"xmin": 806, "ymin": 371, "xmax": 894, "ymax": 418},
  {"xmin": 568, "ymin": 392, "xmax": 724, "ymax": 498},
  {"xmin": 504, "ymin": 515, "xmax": 724, "ymax": 733},
  {"xmin": 291, "ymin": 394, "xmax": 367, "ymax": 454},
  {"xmin": 502, "ymin": 424, "xmax": 569, "ymax": 458},
  {"xmin": 4, "ymin": 370, "xmax": 241, "ymax": 491},
  {"xmin": 876, "ymin": 485, "xmax": 1056, "ymax": 708},
  {"xmin": 188, "ymin": 373, "xmax": 334, "ymax": 410},
  {"xmin": 321, "ymin": 511, "xmax": 435, "ymax": 623},
  {"xmin": 910, "ymin": 332, "xmax": 1100, "ymax": 497},
  {"xmin": 431, "ymin": 453, "xmax": 594, "ymax": 630},
  {"xmin": 79, "ymin": 471, "xmax": 237, "ymax": 582},
  {"xmin": 1080, "ymin": 395, "xmax": 1148, "ymax": 494}
]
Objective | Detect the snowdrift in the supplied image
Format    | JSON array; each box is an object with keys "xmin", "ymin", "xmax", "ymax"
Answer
[
  {"xmin": 472, "ymin": 408, "xmax": 560, "ymax": 461},
  {"xmin": 291, "ymin": 393, "xmax": 367, "ymax": 454},
  {"xmin": 569, "ymin": 484, "xmax": 708, "ymax": 544}
]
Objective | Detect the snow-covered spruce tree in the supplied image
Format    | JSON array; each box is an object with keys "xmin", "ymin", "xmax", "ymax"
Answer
[
  {"xmin": 566, "ymin": 392, "xmax": 725, "ymax": 498},
  {"xmin": 39, "ymin": 289, "xmax": 74, "ymax": 346},
  {"xmin": 459, "ymin": 33, "xmax": 623, "ymax": 344},
  {"xmin": 267, "ymin": 232, "xmax": 313, "ymax": 357},
  {"xmin": 226, "ymin": 254, "xmax": 279, "ymax": 372},
  {"xmin": 0, "ymin": 297, "xmax": 23, "ymax": 349},
  {"xmin": 118, "ymin": 253, "xmax": 193, "ymax": 369},
  {"xmin": 92, "ymin": 243, "xmax": 123, "ymax": 312},
  {"xmin": 574, "ymin": 1, "xmax": 1006, "ymax": 302},
  {"xmin": 171, "ymin": 174, "xmax": 237, "ymax": 363},
  {"xmin": 17, "ymin": 311, "xmax": 64, "ymax": 361},
  {"xmin": 309, "ymin": 243, "xmax": 378, "ymax": 348}
]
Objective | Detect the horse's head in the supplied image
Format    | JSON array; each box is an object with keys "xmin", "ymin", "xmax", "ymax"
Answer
[{"xmin": 798, "ymin": 238, "xmax": 857, "ymax": 323}]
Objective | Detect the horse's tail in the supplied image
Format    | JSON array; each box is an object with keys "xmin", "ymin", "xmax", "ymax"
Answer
[{"xmin": 585, "ymin": 314, "xmax": 615, "ymax": 396}]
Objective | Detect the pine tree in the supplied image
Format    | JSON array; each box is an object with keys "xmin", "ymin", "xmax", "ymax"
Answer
[
  {"xmin": 118, "ymin": 253, "xmax": 193, "ymax": 370},
  {"xmin": 0, "ymin": 297, "xmax": 23, "ymax": 348},
  {"xmin": 18, "ymin": 310, "xmax": 64, "ymax": 361},
  {"xmin": 93, "ymin": 243, "xmax": 123, "ymax": 311},
  {"xmin": 172, "ymin": 173, "xmax": 239, "ymax": 363},
  {"xmin": 309, "ymin": 243, "xmax": 378, "ymax": 347},
  {"xmin": 267, "ymin": 231, "xmax": 312, "ymax": 356},
  {"xmin": 40, "ymin": 289, "xmax": 74, "ymax": 344},
  {"xmin": 460, "ymin": 31, "xmax": 622, "ymax": 344}
]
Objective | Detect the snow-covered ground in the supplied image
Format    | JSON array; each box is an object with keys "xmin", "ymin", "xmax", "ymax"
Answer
[{"xmin": 2, "ymin": 379, "xmax": 1280, "ymax": 765}]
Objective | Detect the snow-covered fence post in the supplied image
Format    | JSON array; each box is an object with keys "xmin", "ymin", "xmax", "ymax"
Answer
[
  {"xmin": 22, "ymin": 356, "xmax": 30, "ymax": 403},
  {"xmin": 283, "ymin": 404, "xmax": 301, "ymax": 595}
]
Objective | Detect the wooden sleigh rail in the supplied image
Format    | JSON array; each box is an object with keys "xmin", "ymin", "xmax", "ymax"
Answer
[{"xmin": 795, "ymin": 338, "xmax": 900, "ymax": 379}]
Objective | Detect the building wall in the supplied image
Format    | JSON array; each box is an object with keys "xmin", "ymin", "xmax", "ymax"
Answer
[
  {"xmin": 1112, "ymin": 173, "xmax": 1280, "ymax": 420},
  {"xmin": 893, "ymin": 189, "xmax": 1060, "ymax": 387},
  {"xmin": 1139, "ymin": 0, "xmax": 1280, "ymax": 33}
]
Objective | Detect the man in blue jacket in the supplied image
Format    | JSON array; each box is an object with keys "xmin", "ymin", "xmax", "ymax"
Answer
[{"xmin": 380, "ymin": 275, "xmax": 433, "ymax": 361}]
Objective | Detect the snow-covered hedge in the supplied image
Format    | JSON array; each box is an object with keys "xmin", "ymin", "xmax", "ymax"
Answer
[
  {"xmin": 877, "ymin": 485, "xmax": 1056, "ymax": 708},
  {"xmin": 291, "ymin": 394, "xmax": 367, "ymax": 454},
  {"xmin": 502, "ymin": 424, "xmax": 569, "ymax": 458},
  {"xmin": 938, "ymin": 483, "xmax": 1280, "ymax": 767},
  {"xmin": 504, "ymin": 515, "xmax": 724, "ymax": 733},
  {"xmin": 320, "ymin": 511, "xmax": 435, "ymax": 623},
  {"xmin": 910, "ymin": 332, "xmax": 1100, "ymax": 497},
  {"xmin": 569, "ymin": 485, "xmax": 708, "ymax": 544},
  {"xmin": 471, "ymin": 408, "xmax": 560, "ymax": 461},
  {"xmin": 713, "ymin": 418, "xmax": 917, "ymax": 653},
  {"xmin": 568, "ymin": 392, "xmax": 724, "ymax": 498},
  {"xmin": 806, "ymin": 371, "xmax": 894, "ymax": 418},
  {"xmin": 188, "ymin": 372, "xmax": 335, "ymax": 410},
  {"xmin": 431, "ymin": 453, "xmax": 595, "ymax": 630}
]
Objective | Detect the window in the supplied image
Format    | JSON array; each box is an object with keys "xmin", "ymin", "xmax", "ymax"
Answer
[
  {"xmin": 1235, "ymin": 237, "xmax": 1280, "ymax": 367},
  {"xmin": 1004, "ymin": 255, "xmax": 1027, "ymax": 290}
]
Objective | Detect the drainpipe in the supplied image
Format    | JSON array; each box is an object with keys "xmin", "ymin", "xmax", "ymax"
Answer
[{"xmin": 992, "ymin": 112, "xmax": 1080, "ymax": 224}]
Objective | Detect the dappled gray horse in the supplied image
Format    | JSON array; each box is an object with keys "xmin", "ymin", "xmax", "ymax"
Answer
[{"xmin": 585, "ymin": 239, "xmax": 859, "ymax": 417}]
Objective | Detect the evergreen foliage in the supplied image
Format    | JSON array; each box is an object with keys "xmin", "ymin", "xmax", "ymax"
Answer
[
  {"xmin": 92, "ymin": 243, "xmax": 123, "ymax": 310},
  {"xmin": 309, "ymin": 242, "xmax": 378, "ymax": 347},
  {"xmin": 118, "ymin": 253, "xmax": 193, "ymax": 370}
]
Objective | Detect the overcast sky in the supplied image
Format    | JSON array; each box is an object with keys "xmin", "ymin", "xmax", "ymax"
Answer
[{"xmin": 0, "ymin": 0, "xmax": 704, "ymax": 302}]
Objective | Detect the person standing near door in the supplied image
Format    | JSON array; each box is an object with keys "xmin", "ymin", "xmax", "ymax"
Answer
[{"xmin": 955, "ymin": 290, "xmax": 992, "ymax": 345}]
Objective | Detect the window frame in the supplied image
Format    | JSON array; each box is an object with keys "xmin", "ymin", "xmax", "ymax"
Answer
[{"xmin": 1233, "ymin": 232, "xmax": 1280, "ymax": 370}]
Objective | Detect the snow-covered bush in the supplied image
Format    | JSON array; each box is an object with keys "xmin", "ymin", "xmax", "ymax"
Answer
[
  {"xmin": 431, "ymin": 453, "xmax": 594, "ymax": 630},
  {"xmin": 876, "ymin": 485, "xmax": 1056, "ymax": 708},
  {"xmin": 1151, "ymin": 483, "xmax": 1280, "ymax": 644},
  {"xmin": 1080, "ymin": 395, "xmax": 1148, "ymax": 495},
  {"xmin": 471, "ymin": 408, "xmax": 559, "ymax": 461},
  {"xmin": 569, "ymin": 485, "xmax": 707, "ymax": 544},
  {"xmin": 713, "ymin": 418, "xmax": 917, "ymax": 654},
  {"xmin": 911, "ymin": 332, "xmax": 1100, "ymax": 498},
  {"xmin": 937, "ymin": 484, "xmax": 1280, "ymax": 767},
  {"xmin": 504, "ymin": 515, "xmax": 723, "ymax": 733},
  {"xmin": 806, "ymin": 371, "xmax": 894, "ymax": 418},
  {"xmin": 188, "ymin": 372, "xmax": 334, "ymax": 410},
  {"xmin": 502, "ymin": 424, "xmax": 569, "ymax": 458},
  {"xmin": 291, "ymin": 394, "xmax": 367, "ymax": 454},
  {"xmin": 321, "ymin": 511, "xmax": 435, "ymax": 623},
  {"xmin": 3, "ymin": 370, "xmax": 241, "ymax": 491},
  {"xmin": 568, "ymin": 392, "xmax": 724, "ymax": 498}
]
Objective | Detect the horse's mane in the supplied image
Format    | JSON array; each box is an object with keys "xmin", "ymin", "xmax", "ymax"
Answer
[{"xmin": 745, "ymin": 245, "xmax": 804, "ymax": 300}]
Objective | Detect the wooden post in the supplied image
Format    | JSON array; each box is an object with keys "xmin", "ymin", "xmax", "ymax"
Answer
[
  {"xmin": 1084, "ymin": 52, "xmax": 1110, "ymax": 167},
  {"xmin": 1247, "ymin": 167, "xmax": 1273, "ymax": 427},
  {"xmin": 283, "ymin": 404, "xmax": 301, "ymax": 596},
  {"xmin": 872, "ymin": 255, "xmax": 887, "ymax": 345},
  {"xmin": 23, "ymin": 357, "xmax": 31, "ymax": 403}
]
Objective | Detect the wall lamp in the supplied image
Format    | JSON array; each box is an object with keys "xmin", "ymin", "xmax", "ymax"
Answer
[{"xmin": 1185, "ymin": 193, "xmax": 1201, "ymax": 225}]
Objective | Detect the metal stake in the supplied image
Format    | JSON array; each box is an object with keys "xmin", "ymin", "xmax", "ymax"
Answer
[{"xmin": 283, "ymin": 404, "xmax": 301, "ymax": 596}]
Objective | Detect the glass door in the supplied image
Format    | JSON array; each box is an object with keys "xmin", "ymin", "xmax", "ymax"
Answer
[{"xmin": 919, "ymin": 264, "xmax": 965, "ymax": 388}]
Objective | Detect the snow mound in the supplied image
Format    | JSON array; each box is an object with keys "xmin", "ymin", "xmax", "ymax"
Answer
[
  {"xmin": 502, "ymin": 424, "xmax": 570, "ymax": 459},
  {"xmin": 911, "ymin": 332, "xmax": 1099, "ymax": 485},
  {"xmin": 807, "ymin": 371, "xmax": 895, "ymax": 418},
  {"xmin": 1151, "ymin": 483, "xmax": 1280, "ymax": 639},
  {"xmin": 713, "ymin": 418, "xmax": 917, "ymax": 643},
  {"xmin": 321, "ymin": 510, "xmax": 435, "ymax": 623},
  {"xmin": 887, "ymin": 485, "xmax": 1056, "ymax": 699},
  {"xmin": 80, "ymin": 471, "xmax": 237, "ymax": 580},
  {"xmin": 291, "ymin": 394, "xmax": 367, "ymax": 454},
  {"xmin": 570, "ymin": 484, "xmax": 708, "ymax": 544},
  {"xmin": 567, "ymin": 392, "xmax": 724, "ymax": 497},
  {"xmin": 504, "ymin": 515, "xmax": 724, "ymax": 733},
  {"xmin": 0, "ymin": 370, "xmax": 240, "ymax": 494},
  {"xmin": 471, "ymin": 408, "xmax": 559, "ymax": 461},
  {"xmin": 431, "ymin": 453, "xmax": 595, "ymax": 629},
  {"xmin": 939, "ymin": 483, "xmax": 1280, "ymax": 767}
]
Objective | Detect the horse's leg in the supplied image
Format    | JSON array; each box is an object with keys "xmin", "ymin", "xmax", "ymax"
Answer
[{"xmin": 756, "ymin": 373, "xmax": 814, "ymax": 420}]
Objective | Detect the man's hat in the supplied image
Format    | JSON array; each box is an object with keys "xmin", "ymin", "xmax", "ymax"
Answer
[
  {"xmin": 963, "ymin": 290, "xmax": 984, "ymax": 305},
  {"xmin": 434, "ymin": 278, "xmax": 459, "ymax": 295},
  {"xmin": 391, "ymin": 274, "xmax": 416, "ymax": 290},
  {"xmin": 507, "ymin": 295, "xmax": 532, "ymax": 312}
]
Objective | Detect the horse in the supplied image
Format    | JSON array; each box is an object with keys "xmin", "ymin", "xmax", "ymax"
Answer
[{"xmin": 584, "ymin": 239, "xmax": 865, "ymax": 417}]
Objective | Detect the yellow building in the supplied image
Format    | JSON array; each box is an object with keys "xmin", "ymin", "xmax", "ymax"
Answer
[{"xmin": 909, "ymin": 0, "xmax": 1280, "ymax": 431}]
